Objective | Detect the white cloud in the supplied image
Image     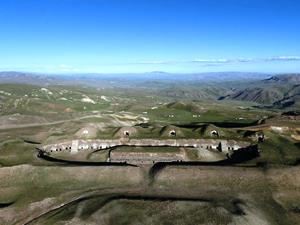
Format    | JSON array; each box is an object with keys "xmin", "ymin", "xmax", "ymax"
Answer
[
  {"xmin": 268, "ymin": 56, "xmax": 300, "ymax": 61},
  {"xmin": 192, "ymin": 59, "xmax": 231, "ymax": 63},
  {"xmin": 236, "ymin": 58, "xmax": 254, "ymax": 62},
  {"xmin": 1, "ymin": 55, "xmax": 299, "ymax": 73},
  {"xmin": 134, "ymin": 56, "xmax": 300, "ymax": 66}
]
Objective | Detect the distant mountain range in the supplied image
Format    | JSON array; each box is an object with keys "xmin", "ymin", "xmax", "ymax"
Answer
[
  {"xmin": 219, "ymin": 74, "xmax": 300, "ymax": 108},
  {"xmin": 0, "ymin": 71, "xmax": 299, "ymax": 109},
  {"xmin": 0, "ymin": 71, "xmax": 270, "ymax": 84},
  {"xmin": 263, "ymin": 74, "xmax": 300, "ymax": 84}
]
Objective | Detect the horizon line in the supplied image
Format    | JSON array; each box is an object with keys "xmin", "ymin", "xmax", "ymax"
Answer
[{"xmin": 0, "ymin": 70, "xmax": 296, "ymax": 75}]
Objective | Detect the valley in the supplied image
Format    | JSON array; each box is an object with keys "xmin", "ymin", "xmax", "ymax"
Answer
[{"xmin": 0, "ymin": 72, "xmax": 299, "ymax": 225}]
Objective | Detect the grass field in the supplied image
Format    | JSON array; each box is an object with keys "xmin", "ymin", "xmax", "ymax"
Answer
[{"xmin": 0, "ymin": 83, "xmax": 299, "ymax": 225}]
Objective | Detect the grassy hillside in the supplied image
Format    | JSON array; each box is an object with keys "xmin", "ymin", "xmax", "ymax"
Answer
[
  {"xmin": 0, "ymin": 76, "xmax": 299, "ymax": 225},
  {"xmin": 220, "ymin": 74, "xmax": 300, "ymax": 109}
]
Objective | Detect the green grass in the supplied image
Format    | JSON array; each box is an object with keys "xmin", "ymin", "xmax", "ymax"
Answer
[
  {"xmin": 184, "ymin": 148, "xmax": 200, "ymax": 160},
  {"xmin": 0, "ymin": 140, "xmax": 38, "ymax": 166},
  {"xmin": 30, "ymin": 198, "xmax": 233, "ymax": 225},
  {"xmin": 97, "ymin": 199, "xmax": 232, "ymax": 225},
  {"xmin": 258, "ymin": 131, "xmax": 300, "ymax": 165}
]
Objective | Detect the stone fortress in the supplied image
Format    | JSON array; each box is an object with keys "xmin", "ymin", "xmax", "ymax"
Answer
[{"xmin": 40, "ymin": 128, "xmax": 255, "ymax": 164}]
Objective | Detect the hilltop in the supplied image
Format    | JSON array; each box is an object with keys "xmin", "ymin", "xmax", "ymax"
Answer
[{"xmin": 1, "ymin": 71, "xmax": 300, "ymax": 109}]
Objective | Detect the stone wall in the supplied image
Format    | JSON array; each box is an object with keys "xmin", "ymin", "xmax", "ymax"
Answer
[
  {"xmin": 42, "ymin": 138, "xmax": 250, "ymax": 154},
  {"xmin": 40, "ymin": 138, "xmax": 252, "ymax": 164},
  {"xmin": 109, "ymin": 151, "xmax": 185, "ymax": 164}
]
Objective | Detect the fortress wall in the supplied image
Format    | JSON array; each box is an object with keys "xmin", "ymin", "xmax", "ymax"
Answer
[
  {"xmin": 109, "ymin": 151, "xmax": 185, "ymax": 164},
  {"xmin": 42, "ymin": 138, "xmax": 251, "ymax": 155},
  {"xmin": 44, "ymin": 141, "xmax": 73, "ymax": 153}
]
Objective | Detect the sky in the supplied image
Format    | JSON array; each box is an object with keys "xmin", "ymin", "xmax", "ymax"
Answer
[{"xmin": 0, "ymin": 0, "xmax": 299, "ymax": 74}]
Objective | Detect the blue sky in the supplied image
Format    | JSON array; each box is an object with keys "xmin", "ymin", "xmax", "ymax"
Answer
[{"xmin": 0, "ymin": 0, "xmax": 299, "ymax": 73}]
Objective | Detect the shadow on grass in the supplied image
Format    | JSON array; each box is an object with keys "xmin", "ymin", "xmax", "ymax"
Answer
[
  {"xmin": 149, "ymin": 145, "xmax": 260, "ymax": 183},
  {"xmin": 0, "ymin": 202, "xmax": 14, "ymax": 208},
  {"xmin": 36, "ymin": 148, "xmax": 137, "ymax": 167},
  {"xmin": 24, "ymin": 192, "xmax": 246, "ymax": 225}
]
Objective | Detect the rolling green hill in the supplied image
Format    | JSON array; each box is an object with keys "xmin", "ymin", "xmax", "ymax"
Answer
[{"xmin": 219, "ymin": 74, "xmax": 300, "ymax": 108}]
